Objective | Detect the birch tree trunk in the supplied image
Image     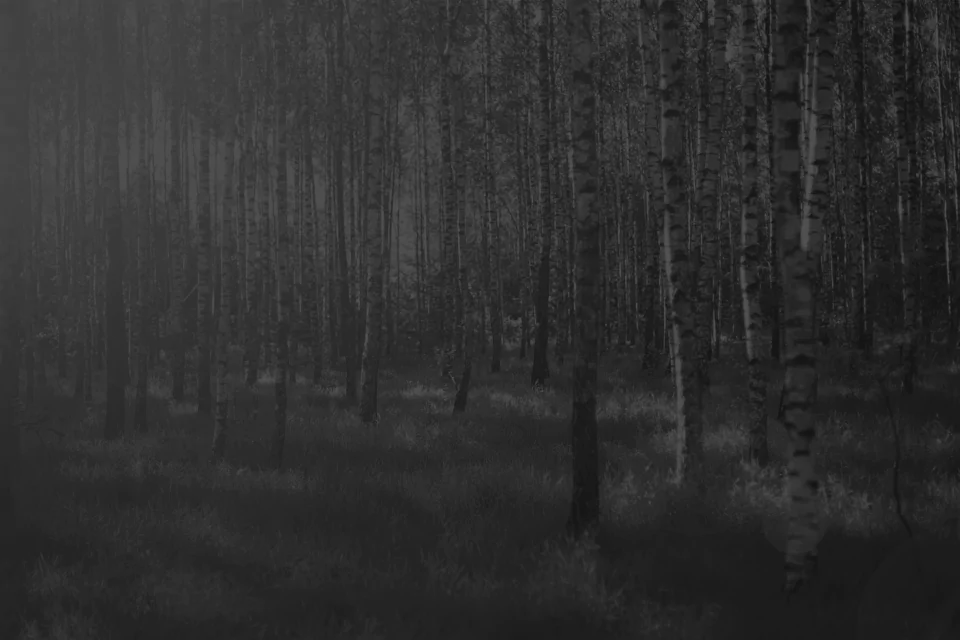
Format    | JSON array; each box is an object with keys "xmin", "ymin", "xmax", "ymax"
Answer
[
  {"xmin": 740, "ymin": 0, "xmax": 769, "ymax": 467},
  {"xmin": 659, "ymin": 0, "xmax": 703, "ymax": 487},
  {"xmin": 776, "ymin": 0, "xmax": 822, "ymax": 595}
]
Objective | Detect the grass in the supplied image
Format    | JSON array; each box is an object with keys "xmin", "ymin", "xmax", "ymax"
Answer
[{"xmin": 10, "ymin": 347, "xmax": 960, "ymax": 639}]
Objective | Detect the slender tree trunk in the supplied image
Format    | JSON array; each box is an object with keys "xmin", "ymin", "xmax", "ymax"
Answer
[
  {"xmin": 25, "ymin": 102, "xmax": 40, "ymax": 405},
  {"xmin": 483, "ymin": 0, "xmax": 502, "ymax": 373},
  {"xmin": 54, "ymin": 61, "xmax": 67, "ymax": 381},
  {"xmin": 272, "ymin": 5, "xmax": 291, "ymax": 469},
  {"xmin": 806, "ymin": 0, "xmax": 837, "ymax": 402},
  {"xmin": 299, "ymin": 10, "xmax": 322, "ymax": 385},
  {"xmin": 75, "ymin": 0, "xmax": 89, "ymax": 402},
  {"xmin": 451, "ymin": 40, "xmax": 473, "ymax": 412},
  {"xmin": 850, "ymin": 0, "xmax": 872, "ymax": 355},
  {"xmin": 102, "ymin": 0, "xmax": 126, "ymax": 439},
  {"xmin": 242, "ymin": 30, "xmax": 259, "ymax": 390},
  {"xmin": 335, "ymin": 0, "xmax": 357, "ymax": 404},
  {"xmin": 741, "ymin": 0, "xmax": 769, "ymax": 467},
  {"xmin": 566, "ymin": 0, "xmax": 600, "ymax": 537},
  {"xmin": 766, "ymin": 1, "xmax": 782, "ymax": 363},
  {"xmin": 439, "ymin": 7, "xmax": 458, "ymax": 383},
  {"xmin": 196, "ymin": 0, "xmax": 213, "ymax": 415},
  {"xmin": 531, "ymin": 0, "xmax": 553, "ymax": 387},
  {"xmin": 359, "ymin": 4, "xmax": 386, "ymax": 424},
  {"xmin": 212, "ymin": 108, "xmax": 237, "ymax": 461},
  {"xmin": 695, "ymin": 0, "xmax": 727, "ymax": 388},
  {"xmin": 169, "ymin": 0, "xmax": 186, "ymax": 402},
  {"xmin": 776, "ymin": 0, "xmax": 822, "ymax": 595},
  {"xmin": 0, "ymin": 0, "xmax": 28, "ymax": 630},
  {"xmin": 640, "ymin": 17, "xmax": 664, "ymax": 372},
  {"xmin": 894, "ymin": 0, "xmax": 918, "ymax": 393},
  {"xmin": 256, "ymin": 95, "xmax": 272, "ymax": 393},
  {"xmin": 517, "ymin": 106, "xmax": 531, "ymax": 362},
  {"xmin": 134, "ymin": 7, "xmax": 151, "ymax": 433},
  {"xmin": 659, "ymin": 0, "xmax": 703, "ymax": 488}
]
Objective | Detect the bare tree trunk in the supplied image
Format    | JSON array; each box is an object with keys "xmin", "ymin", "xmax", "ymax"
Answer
[
  {"xmin": 212, "ymin": 93, "xmax": 238, "ymax": 461},
  {"xmin": 659, "ymin": 0, "xmax": 703, "ymax": 488},
  {"xmin": 695, "ymin": 0, "xmax": 728, "ymax": 388},
  {"xmin": 566, "ymin": 0, "xmax": 600, "ymax": 537},
  {"xmin": 359, "ymin": 3, "xmax": 386, "ymax": 424},
  {"xmin": 335, "ymin": 0, "xmax": 357, "ymax": 405},
  {"xmin": 640, "ymin": 17, "xmax": 664, "ymax": 372},
  {"xmin": 272, "ymin": 5, "xmax": 291, "ymax": 468},
  {"xmin": 776, "ymin": 0, "xmax": 823, "ymax": 595},
  {"xmin": 102, "ymin": 0, "xmax": 126, "ymax": 439},
  {"xmin": 531, "ymin": 0, "xmax": 553, "ymax": 387},
  {"xmin": 169, "ymin": 0, "xmax": 187, "ymax": 402},
  {"xmin": 0, "ymin": 2, "xmax": 28, "ymax": 632},
  {"xmin": 134, "ymin": 6, "xmax": 152, "ymax": 433},
  {"xmin": 196, "ymin": 0, "xmax": 213, "ymax": 415},
  {"xmin": 439, "ymin": 4, "xmax": 458, "ymax": 383},
  {"xmin": 484, "ymin": 0, "xmax": 502, "ymax": 373},
  {"xmin": 741, "ymin": 0, "xmax": 769, "ymax": 467}
]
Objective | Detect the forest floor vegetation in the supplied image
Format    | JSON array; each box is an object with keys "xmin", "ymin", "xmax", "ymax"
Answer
[{"xmin": 11, "ymin": 346, "xmax": 960, "ymax": 639}]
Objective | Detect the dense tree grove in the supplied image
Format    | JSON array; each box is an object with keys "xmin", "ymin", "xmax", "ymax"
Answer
[{"xmin": 2, "ymin": 0, "xmax": 960, "ymax": 622}]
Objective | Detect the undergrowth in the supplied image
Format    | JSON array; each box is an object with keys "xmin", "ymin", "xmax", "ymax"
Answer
[{"xmin": 11, "ymin": 347, "xmax": 960, "ymax": 639}]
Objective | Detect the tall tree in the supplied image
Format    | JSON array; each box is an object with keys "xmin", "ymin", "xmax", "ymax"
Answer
[
  {"xmin": 133, "ymin": 4, "xmax": 152, "ymax": 433},
  {"xmin": 776, "ymin": 0, "xmax": 822, "ymax": 596},
  {"xmin": 639, "ymin": 15, "xmax": 664, "ymax": 372},
  {"xmin": 849, "ymin": 0, "xmax": 871, "ymax": 354},
  {"xmin": 299, "ymin": 3, "xmax": 322, "ymax": 384},
  {"xmin": 451, "ymin": 33, "xmax": 473, "ymax": 413},
  {"xmin": 168, "ymin": 0, "xmax": 187, "ymax": 402},
  {"xmin": 196, "ymin": 0, "xmax": 214, "ymax": 415},
  {"xmin": 74, "ymin": 0, "xmax": 90, "ymax": 401},
  {"xmin": 566, "ymin": 0, "xmax": 600, "ymax": 537},
  {"xmin": 438, "ymin": 1, "xmax": 458, "ymax": 383},
  {"xmin": 659, "ymin": 0, "xmax": 703, "ymax": 487},
  {"xmin": 741, "ymin": 0, "xmax": 768, "ymax": 467},
  {"xmin": 483, "ymin": 0, "xmax": 503, "ymax": 374},
  {"xmin": 695, "ymin": 0, "xmax": 728, "ymax": 386},
  {"xmin": 335, "ymin": 0, "xmax": 358, "ymax": 405},
  {"xmin": 0, "ymin": 0, "xmax": 28, "ymax": 632},
  {"xmin": 241, "ymin": 12, "xmax": 260, "ymax": 391},
  {"xmin": 272, "ymin": 2, "xmax": 292, "ymax": 469},
  {"xmin": 531, "ymin": 0, "xmax": 553, "ymax": 387},
  {"xmin": 894, "ymin": 0, "xmax": 918, "ymax": 392},
  {"xmin": 212, "ymin": 34, "xmax": 239, "ymax": 461},
  {"xmin": 807, "ymin": 0, "xmax": 838, "ymax": 384},
  {"xmin": 359, "ymin": 0, "xmax": 386, "ymax": 424},
  {"xmin": 102, "ymin": 0, "xmax": 126, "ymax": 439}
]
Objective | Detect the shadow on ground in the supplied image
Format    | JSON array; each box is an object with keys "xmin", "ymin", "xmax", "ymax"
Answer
[{"xmin": 11, "ymin": 349, "xmax": 960, "ymax": 639}]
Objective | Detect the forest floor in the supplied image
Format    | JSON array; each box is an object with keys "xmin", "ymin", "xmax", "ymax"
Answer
[{"xmin": 10, "ymin": 345, "xmax": 960, "ymax": 639}]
